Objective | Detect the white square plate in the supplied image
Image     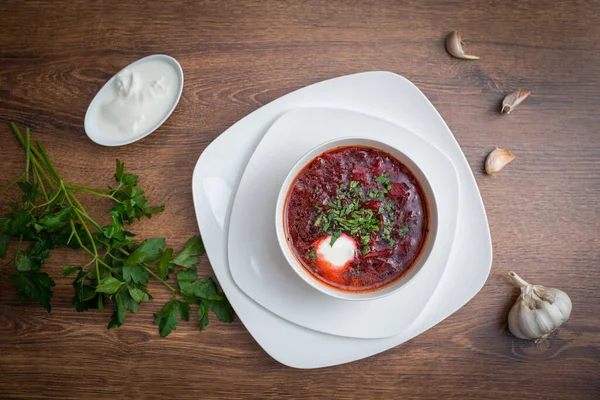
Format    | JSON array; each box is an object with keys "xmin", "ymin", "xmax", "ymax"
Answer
[
  {"xmin": 192, "ymin": 72, "xmax": 492, "ymax": 368},
  {"xmin": 228, "ymin": 108, "xmax": 459, "ymax": 338}
]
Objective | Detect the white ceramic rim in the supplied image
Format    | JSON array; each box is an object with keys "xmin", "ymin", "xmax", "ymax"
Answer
[
  {"xmin": 275, "ymin": 137, "xmax": 439, "ymax": 301},
  {"xmin": 84, "ymin": 54, "xmax": 184, "ymax": 147}
]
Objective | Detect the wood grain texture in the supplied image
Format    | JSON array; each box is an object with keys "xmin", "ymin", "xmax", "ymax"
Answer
[{"xmin": 1, "ymin": 0, "xmax": 599, "ymax": 398}]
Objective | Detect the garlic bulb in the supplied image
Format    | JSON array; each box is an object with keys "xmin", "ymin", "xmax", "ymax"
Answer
[{"xmin": 507, "ymin": 271, "xmax": 572, "ymax": 342}]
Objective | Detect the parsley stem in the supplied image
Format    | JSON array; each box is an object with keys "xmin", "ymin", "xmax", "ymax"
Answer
[
  {"xmin": 65, "ymin": 184, "xmax": 118, "ymax": 201},
  {"xmin": 144, "ymin": 265, "xmax": 178, "ymax": 296},
  {"xmin": 32, "ymin": 159, "xmax": 57, "ymax": 190},
  {"xmin": 68, "ymin": 219, "xmax": 93, "ymax": 255},
  {"xmin": 0, "ymin": 173, "xmax": 25, "ymax": 194},
  {"xmin": 63, "ymin": 188, "xmax": 102, "ymax": 282},
  {"xmin": 82, "ymin": 258, "xmax": 96, "ymax": 268},
  {"xmin": 66, "ymin": 225, "xmax": 76, "ymax": 245},
  {"xmin": 62, "ymin": 184, "xmax": 115, "ymax": 275},
  {"xmin": 32, "ymin": 188, "xmax": 61, "ymax": 209},
  {"xmin": 65, "ymin": 191, "xmax": 102, "ymax": 231},
  {"xmin": 32, "ymin": 167, "xmax": 49, "ymax": 202},
  {"xmin": 74, "ymin": 212, "xmax": 101, "ymax": 282},
  {"xmin": 95, "ymin": 258, "xmax": 114, "ymax": 272},
  {"xmin": 106, "ymin": 251, "xmax": 124, "ymax": 261},
  {"xmin": 72, "ymin": 185, "xmax": 115, "ymax": 193},
  {"xmin": 35, "ymin": 141, "xmax": 62, "ymax": 184},
  {"xmin": 68, "ymin": 219, "xmax": 114, "ymax": 273},
  {"xmin": 24, "ymin": 128, "xmax": 31, "ymax": 182},
  {"xmin": 14, "ymin": 235, "xmax": 23, "ymax": 264},
  {"xmin": 10, "ymin": 123, "xmax": 58, "ymax": 190}
]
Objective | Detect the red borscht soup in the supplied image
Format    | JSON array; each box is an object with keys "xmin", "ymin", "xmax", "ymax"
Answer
[{"xmin": 284, "ymin": 146, "xmax": 428, "ymax": 292}]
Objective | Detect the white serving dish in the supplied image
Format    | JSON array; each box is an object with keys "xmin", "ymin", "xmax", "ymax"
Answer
[
  {"xmin": 227, "ymin": 109, "xmax": 459, "ymax": 338},
  {"xmin": 192, "ymin": 71, "xmax": 492, "ymax": 368},
  {"xmin": 84, "ymin": 54, "xmax": 184, "ymax": 146}
]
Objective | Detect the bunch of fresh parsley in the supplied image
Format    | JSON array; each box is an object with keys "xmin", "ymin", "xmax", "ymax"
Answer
[{"xmin": 0, "ymin": 123, "xmax": 233, "ymax": 337}]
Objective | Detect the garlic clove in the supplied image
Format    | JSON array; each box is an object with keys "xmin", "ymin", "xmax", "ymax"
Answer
[
  {"xmin": 508, "ymin": 300, "xmax": 530, "ymax": 339},
  {"xmin": 508, "ymin": 316, "xmax": 526, "ymax": 339},
  {"xmin": 550, "ymin": 289, "xmax": 572, "ymax": 320},
  {"xmin": 501, "ymin": 89, "xmax": 531, "ymax": 114},
  {"xmin": 485, "ymin": 148, "xmax": 516, "ymax": 175},
  {"xmin": 515, "ymin": 304, "xmax": 545, "ymax": 339},
  {"xmin": 445, "ymin": 31, "xmax": 480, "ymax": 60},
  {"xmin": 537, "ymin": 301, "xmax": 563, "ymax": 335}
]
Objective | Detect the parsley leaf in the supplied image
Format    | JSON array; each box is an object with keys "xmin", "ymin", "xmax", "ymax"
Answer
[
  {"xmin": 375, "ymin": 174, "xmax": 390, "ymax": 185},
  {"xmin": 124, "ymin": 238, "xmax": 165, "ymax": 265},
  {"xmin": 122, "ymin": 264, "xmax": 149, "ymax": 284},
  {"xmin": 9, "ymin": 271, "xmax": 55, "ymax": 312},
  {"xmin": 330, "ymin": 231, "xmax": 342, "ymax": 246},
  {"xmin": 71, "ymin": 268, "xmax": 101, "ymax": 312},
  {"xmin": 108, "ymin": 288, "xmax": 140, "ymax": 329},
  {"xmin": 154, "ymin": 299, "xmax": 190, "ymax": 337},
  {"xmin": 197, "ymin": 301, "xmax": 209, "ymax": 332},
  {"xmin": 189, "ymin": 278, "xmax": 221, "ymax": 301},
  {"xmin": 103, "ymin": 206, "xmax": 125, "ymax": 240},
  {"xmin": 17, "ymin": 181, "xmax": 42, "ymax": 203},
  {"xmin": 95, "ymin": 276, "xmax": 123, "ymax": 294},
  {"xmin": 398, "ymin": 227, "xmax": 409, "ymax": 235},
  {"xmin": 28, "ymin": 240, "xmax": 51, "ymax": 265},
  {"xmin": 108, "ymin": 291, "xmax": 127, "ymax": 329},
  {"xmin": 176, "ymin": 268, "xmax": 197, "ymax": 295},
  {"xmin": 114, "ymin": 159, "xmax": 138, "ymax": 186},
  {"xmin": 38, "ymin": 206, "xmax": 73, "ymax": 230},
  {"xmin": 171, "ymin": 236, "xmax": 205, "ymax": 268},
  {"xmin": 0, "ymin": 209, "xmax": 33, "ymax": 236},
  {"xmin": 15, "ymin": 253, "xmax": 34, "ymax": 272},
  {"xmin": 206, "ymin": 297, "xmax": 234, "ymax": 323},
  {"xmin": 73, "ymin": 272, "xmax": 97, "ymax": 301},
  {"xmin": 63, "ymin": 265, "xmax": 79, "ymax": 276},
  {"xmin": 177, "ymin": 269, "xmax": 221, "ymax": 301},
  {"xmin": 112, "ymin": 186, "xmax": 163, "ymax": 223},
  {"xmin": 127, "ymin": 282, "xmax": 152, "ymax": 303},
  {"xmin": 0, "ymin": 232, "xmax": 10, "ymax": 258},
  {"xmin": 156, "ymin": 248, "xmax": 173, "ymax": 280}
]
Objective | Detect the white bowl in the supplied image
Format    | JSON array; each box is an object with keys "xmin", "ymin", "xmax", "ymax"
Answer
[{"xmin": 275, "ymin": 137, "xmax": 438, "ymax": 301}]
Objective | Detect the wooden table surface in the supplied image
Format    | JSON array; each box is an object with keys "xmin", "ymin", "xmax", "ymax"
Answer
[{"xmin": 1, "ymin": 1, "xmax": 599, "ymax": 399}]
